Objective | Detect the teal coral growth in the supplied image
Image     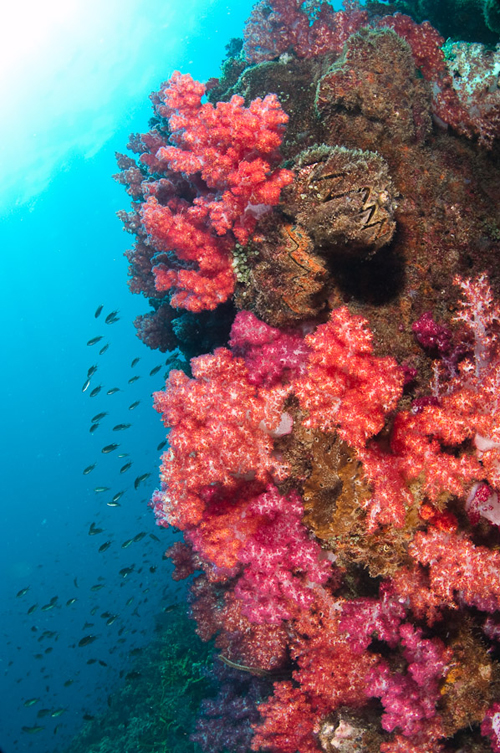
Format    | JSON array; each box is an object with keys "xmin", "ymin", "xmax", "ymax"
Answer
[{"xmin": 113, "ymin": 1, "xmax": 500, "ymax": 752}]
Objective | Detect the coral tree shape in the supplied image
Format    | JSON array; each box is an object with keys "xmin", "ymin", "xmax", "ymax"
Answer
[
  {"xmin": 295, "ymin": 306, "xmax": 405, "ymax": 448},
  {"xmin": 151, "ymin": 347, "xmax": 291, "ymax": 528},
  {"xmin": 140, "ymin": 72, "xmax": 293, "ymax": 311}
]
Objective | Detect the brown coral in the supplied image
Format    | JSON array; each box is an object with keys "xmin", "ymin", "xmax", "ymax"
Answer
[
  {"xmin": 282, "ymin": 144, "xmax": 397, "ymax": 255},
  {"xmin": 316, "ymin": 28, "xmax": 433, "ymax": 148}
]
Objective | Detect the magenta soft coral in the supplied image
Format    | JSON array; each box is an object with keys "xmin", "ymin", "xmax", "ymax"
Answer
[{"xmin": 233, "ymin": 485, "xmax": 332, "ymax": 623}]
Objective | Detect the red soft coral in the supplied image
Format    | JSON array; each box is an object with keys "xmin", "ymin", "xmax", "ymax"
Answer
[
  {"xmin": 295, "ymin": 307, "xmax": 404, "ymax": 449},
  {"xmin": 152, "ymin": 348, "xmax": 290, "ymax": 528}
]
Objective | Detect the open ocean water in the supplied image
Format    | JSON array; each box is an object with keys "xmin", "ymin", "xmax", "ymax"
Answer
[{"xmin": 0, "ymin": 1, "xmax": 261, "ymax": 750}]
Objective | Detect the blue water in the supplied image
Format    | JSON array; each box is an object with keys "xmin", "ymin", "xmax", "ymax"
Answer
[{"xmin": 0, "ymin": 1, "xmax": 262, "ymax": 750}]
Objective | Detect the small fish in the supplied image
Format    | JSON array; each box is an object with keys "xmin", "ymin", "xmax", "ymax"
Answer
[
  {"xmin": 17, "ymin": 587, "xmax": 30, "ymax": 598},
  {"xmin": 82, "ymin": 378, "xmax": 91, "ymax": 393},
  {"xmin": 107, "ymin": 387, "xmax": 120, "ymax": 395},
  {"xmin": 105, "ymin": 311, "xmax": 119, "ymax": 324},
  {"xmin": 129, "ymin": 401, "xmax": 140, "ymax": 410},
  {"xmin": 87, "ymin": 364, "xmax": 98, "ymax": 377},
  {"xmin": 22, "ymin": 725, "xmax": 44, "ymax": 734},
  {"xmin": 37, "ymin": 708, "xmax": 52, "ymax": 718},
  {"xmin": 92, "ymin": 412, "xmax": 107, "ymax": 422},
  {"xmin": 90, "ymin": 605, "xmax": 99, "ymax": 614},
  {"xmin": 131, "ymin": 358, "xmax": 140, "ymax": 367},
  {"xmin": 87, "ymin": 336, "xmax": 103, "ymax": 346},
  {"xmin": 83, "ymin": 463, "xmax": 96, "ymax": 475},
  {"xmin": 90, "ymin": 385, "xmax": 102, "ymax": 398},
  {"xmin": 89, "ymin": 523, "xmax": 104, "ymax": 536},
  {"xmin": 106, "ymin": 615, "xmax": 118, "ymax": 626},
  {"xmin": 94, "ymin": 305, "xmax": 103, "ymax": 318},
  {"xmin": 27, "ymin": 604, "xmax": 38, "ymax": 614},
  {"xmin": 78, "ymin": 635, "xmax": 98, "ymax": 647},
  {"xmin": 99, "ymin": 343, "xmax": 109, "ymax": 355},
  {"xmin": 94, "ymin": 487, "xmax": 110, "ymax": 493},
  {"xmin": 119, "ymin": 566, "xmax": 134, "ymax": 578},
  {"xmin": 107, "ymin": 501, "xmax": 121, "ymax": 507},
  {"xmin": 41, "ymin": 603, "xmax": 56, "ymax": 612},
  {"xmin": 120, "ymin": 462, "xmax": 132, "ymax": 474},
  {"xmin": 126, "ymin": 671, "xmax": 141, "ymax": 681},
  {"xmin": 128, "ymin": 375, "xmax": 140, "ymax": 384},
  {"xmin": 150, "ymin": 566, "xmax": 157, "ymax": 573},
  {"xmin": 83, "ymin": 714, "xmax": 95, "ymax": 721},
  {"xmin": 99, "ymin": 660, "xmax": 108, "ymax": 666},
  {"xmin": 87, "ymin": 658, "xmax": 97, "ymax": 665},
  {"xmin": 117, "ymin": 453, "xmax": 129, "ymax": 458},
  {"xmin": 63, "ymin": 680, "xmax": 74, "ymax": 687},
  {"xmin": 156, "ymin": 440, "xmax": 167, "ymax": 451},
  {"xmin": 112, "ymin": 491, "xmax": 125, "ymax": 502},
  {"xmin": 91, "ymin": 584, "xmax": 104, "ymax": 592},
  {"xmin": 49, "ymin": 595, "xmax": 58, "ymax": 604},
  {"xmin": 133, "ymin": 532, "xmax": 147, "ymax": 542},
  {"xmin": 113, "ymin": 423, "xmax": 131, "ymax": 431},
  {"xmin": 74, "ymin": 577, "xmax": 79, "ymax": 588},
  {"xmin": 24, "ymin": 698, "xmax": 40, "ymax": 707},
  {"xmin": 66, "ymin": 598, "xmax": 77, "ymax": 606},
  {"xmin": 126, "ymin": 597, "xmax": 134, "ymax": 606},
  {"xmin": 89, "ymin": 423, "xmax": 100, "ymax": 434},
  {"xmin": 134, "ymin": 473, "xmax": 151, "ymax": 490},
  {"xmin": 51, "ymin": 708, "xmax": 66, "ymax": 718},
  {"xmin": 122, "ymin": 539, "xmax": 133, "ymax": 549},
  {"xmin": 102, "ymin": 443, "xmax": 119, "ymax": 454},
  {"xmin": 149, "ymin": 533, "xmax": 160, "ymax": 542},
  {"xmin": 149, "ymin": 365, "xmax": 162, "ymax": 376},
  {"xmin": 98, "ymin": 541, "xmax": 112, "ymax": 553}
]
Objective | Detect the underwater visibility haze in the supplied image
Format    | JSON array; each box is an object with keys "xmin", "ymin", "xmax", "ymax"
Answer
[{"xmin": 3, "ymin": 0, "xmax": 500, "ymax": 752}]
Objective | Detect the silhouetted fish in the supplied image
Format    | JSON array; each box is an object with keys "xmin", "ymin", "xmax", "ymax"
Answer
[
  {"xmin": 83, "ymin": 464, "xmax": 96, "ymax": 475},
  {"xmin": 94, "ymin": 305, "xmax": 103, "ymax": 318},
  {"xmin": 78, "ymin": 635, "xmax": 98, "ymax": 647},
  {"xmin": 134, "ymin": 473, "xmax": 151, "ymax": 489},
  {"xmin": 102, "ymin": 443, "xmax": 119, "ymax": 454},
  {"xmin": 87, "ymin": 336, "xmax": 103, "ymax": 346}
]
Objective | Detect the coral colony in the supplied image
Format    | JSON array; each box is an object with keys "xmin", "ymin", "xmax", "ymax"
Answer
[{"xmin": 115, "ymin": 1, "xmax": 500, "ymax": 750}]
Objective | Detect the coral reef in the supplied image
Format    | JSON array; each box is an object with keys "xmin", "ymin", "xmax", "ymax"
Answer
[{"xmin": 114, "ymin": 1, "xmax": 500, "ymax": 751}]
